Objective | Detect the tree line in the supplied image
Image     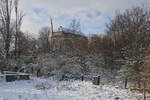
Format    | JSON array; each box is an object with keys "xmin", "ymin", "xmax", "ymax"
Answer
[{"xmin": 88, "ymin": 6, "xmax": 150, "ymax": 89}]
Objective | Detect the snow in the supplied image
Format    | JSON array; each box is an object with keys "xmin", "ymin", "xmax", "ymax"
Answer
[
  {"xmin": 0, "ymin": 77, "xmax": 143, "ymax": 100},
  {"xmin": 58, "ymin": 26, "xmax": 84, "ymax": 35},
  {"xmin": 0, "ymin": 75, "xmax": 5, "ymax": 82}
]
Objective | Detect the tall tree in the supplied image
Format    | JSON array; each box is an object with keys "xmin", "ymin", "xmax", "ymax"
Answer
[
  {"xmin": 50, "ymin": 17, "xmax": 53, "ymax": 37},
  {"xmin": 0, "ymin": 0, "xmax": 14, "ymax": 58},
  {"xmin": 106, "ymin": 6, "xmax": 150, "ymax": 84},
  {"xmin": 38, "ymin": 27, "xmax": 51, "ymax": 53},
  {"xmin": 14, "ymin": 0, "xmax": 24, "ymax": 58},
  {"xmin": 69, "ymin": 19, "xmax": 81, "ymax": 34}
]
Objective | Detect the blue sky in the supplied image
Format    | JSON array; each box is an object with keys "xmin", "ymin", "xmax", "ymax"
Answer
[{"xmin": 19, "ymin": 0, "xmax": 150, "ymax": 36}]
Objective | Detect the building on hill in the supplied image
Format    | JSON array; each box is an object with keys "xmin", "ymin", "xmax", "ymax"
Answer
[{"xmin": 50, "ymin": 26, "xmax": 88, "ymax": 54}]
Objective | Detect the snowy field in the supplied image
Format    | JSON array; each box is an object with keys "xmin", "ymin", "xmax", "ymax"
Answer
[{"xmin": 0, "ymin": 78, "xmax": 143, "ymax": 100}]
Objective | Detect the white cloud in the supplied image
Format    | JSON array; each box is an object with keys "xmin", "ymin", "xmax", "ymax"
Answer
[{"xmin": 18, "ymin": 0, "xmax": 150, "ymax": 35}]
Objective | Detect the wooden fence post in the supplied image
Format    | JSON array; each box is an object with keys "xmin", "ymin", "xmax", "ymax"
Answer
[
  {"xmin": 92, "ymin": 76, "xmax": 100, "ymax": 85},
  {"xmin": 143, "ymin": 81, "xmax": 146, "ymax": 100},
  {"xmin": 81, "ymin": 75, "xmax": 84, "ymax": 81}
]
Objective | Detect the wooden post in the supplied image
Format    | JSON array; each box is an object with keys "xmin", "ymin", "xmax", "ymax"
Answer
[
  {"xmin": 60, "ymin": 74, "xmax": 65, "ymax": 81},
  {"xmin": 81, "ymin": 75, "xmax": 84, "ymax": 81},
  {"xmin": 92, "ymin": 76, "xmax": 100, "ymax": 85},
  {"xmin": 143, "ymin": 81, "xmax": 146, "ymax": 100},
  {"xmin": 37, "ymin": 69, "xmax": 41, "ymax": 77},
  {"xmin": 124, "ymin": 77, "xmax": 128, "ymax": 89},
  {"xmin": 98, "ymin": 76, "xmax": 100, "ymax": 85}
]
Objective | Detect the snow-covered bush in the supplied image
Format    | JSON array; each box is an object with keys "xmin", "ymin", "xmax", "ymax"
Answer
[
  {"xmin": 60, "ymin": 64, "xmax": 82, "ymax": 80},
  {"xmin": 0, "ymin": 59, "xmax": 17, "ymax": 71},
  {"xmin": 35, "ymin": 82, "xmax": 51, "ymax": 90},
  {"xmin": 117, "ymin": 64, "xmax": 136, "ymax": 88},
  {"xmin": 0, "ymin": 52, "xmax": 118, "ymax": 84},
  {"xmin": 28, "ymin": 54, "xmax": 114, "ymax": 81}
]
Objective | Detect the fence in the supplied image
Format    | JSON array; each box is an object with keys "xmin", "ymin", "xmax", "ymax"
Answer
[{"xmin": 0, "ymin": 71, "xmax": 30, "ymax": 82}]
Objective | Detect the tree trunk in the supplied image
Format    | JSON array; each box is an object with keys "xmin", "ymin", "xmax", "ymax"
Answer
[
  {"xmin": 125, "ymin": 77, "xmax": 128, "ymax": 89},
  {"xmin": 138, "ymin": 79, "xmax": 141, "ymax": 88},
  {"xmin": 4, "ymin": 0, "xmax": 11, "ymax": 59},
  {"xmin": 143, "ymin": 81, "xmax": 146, "ymax": 100},
  {"xmin": 5, "ymin": 39, "xmax": 10, "ymax": 59},
  {"xmin": 37, "ymin": 69, "xmax": 41, "ymax": 77},
  {"xmin": 81, "ymin": 75, "xmax": 84, "ymax": 81}
]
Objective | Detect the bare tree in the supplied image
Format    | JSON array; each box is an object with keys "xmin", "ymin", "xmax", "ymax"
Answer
[
  {"xmin": 0, "ymin": 0, "xmax": 14, "ymax": 58},
  {"xmin": 106, "ymin": 6, "xmax": 150, "ymax": 85},
  {"xmin": 14, "ymin": 0, "xmax": 24, "ymax": 58},
  {"xmin": 19, "ymin": 32, "xmax": 37, "ymax": 56},
  {"xmin": 88, "ymin": 34, "xmax": 104, "ymax": 54},
  {"xmin": 38, "ymin": 27, "xmax": 51, "ymax": 53},
  {"xmin": 69, "ymin": 19, "xmax": 81, "ymax": 34},
  {"xmin": 50, "ymin": 17, "xmax": 53, "ymax": 37}
]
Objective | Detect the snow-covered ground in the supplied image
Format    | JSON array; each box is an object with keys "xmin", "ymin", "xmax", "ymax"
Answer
[{"xmin": 0, "ymin": 78, "xmax": 143, "ymax": 100}]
